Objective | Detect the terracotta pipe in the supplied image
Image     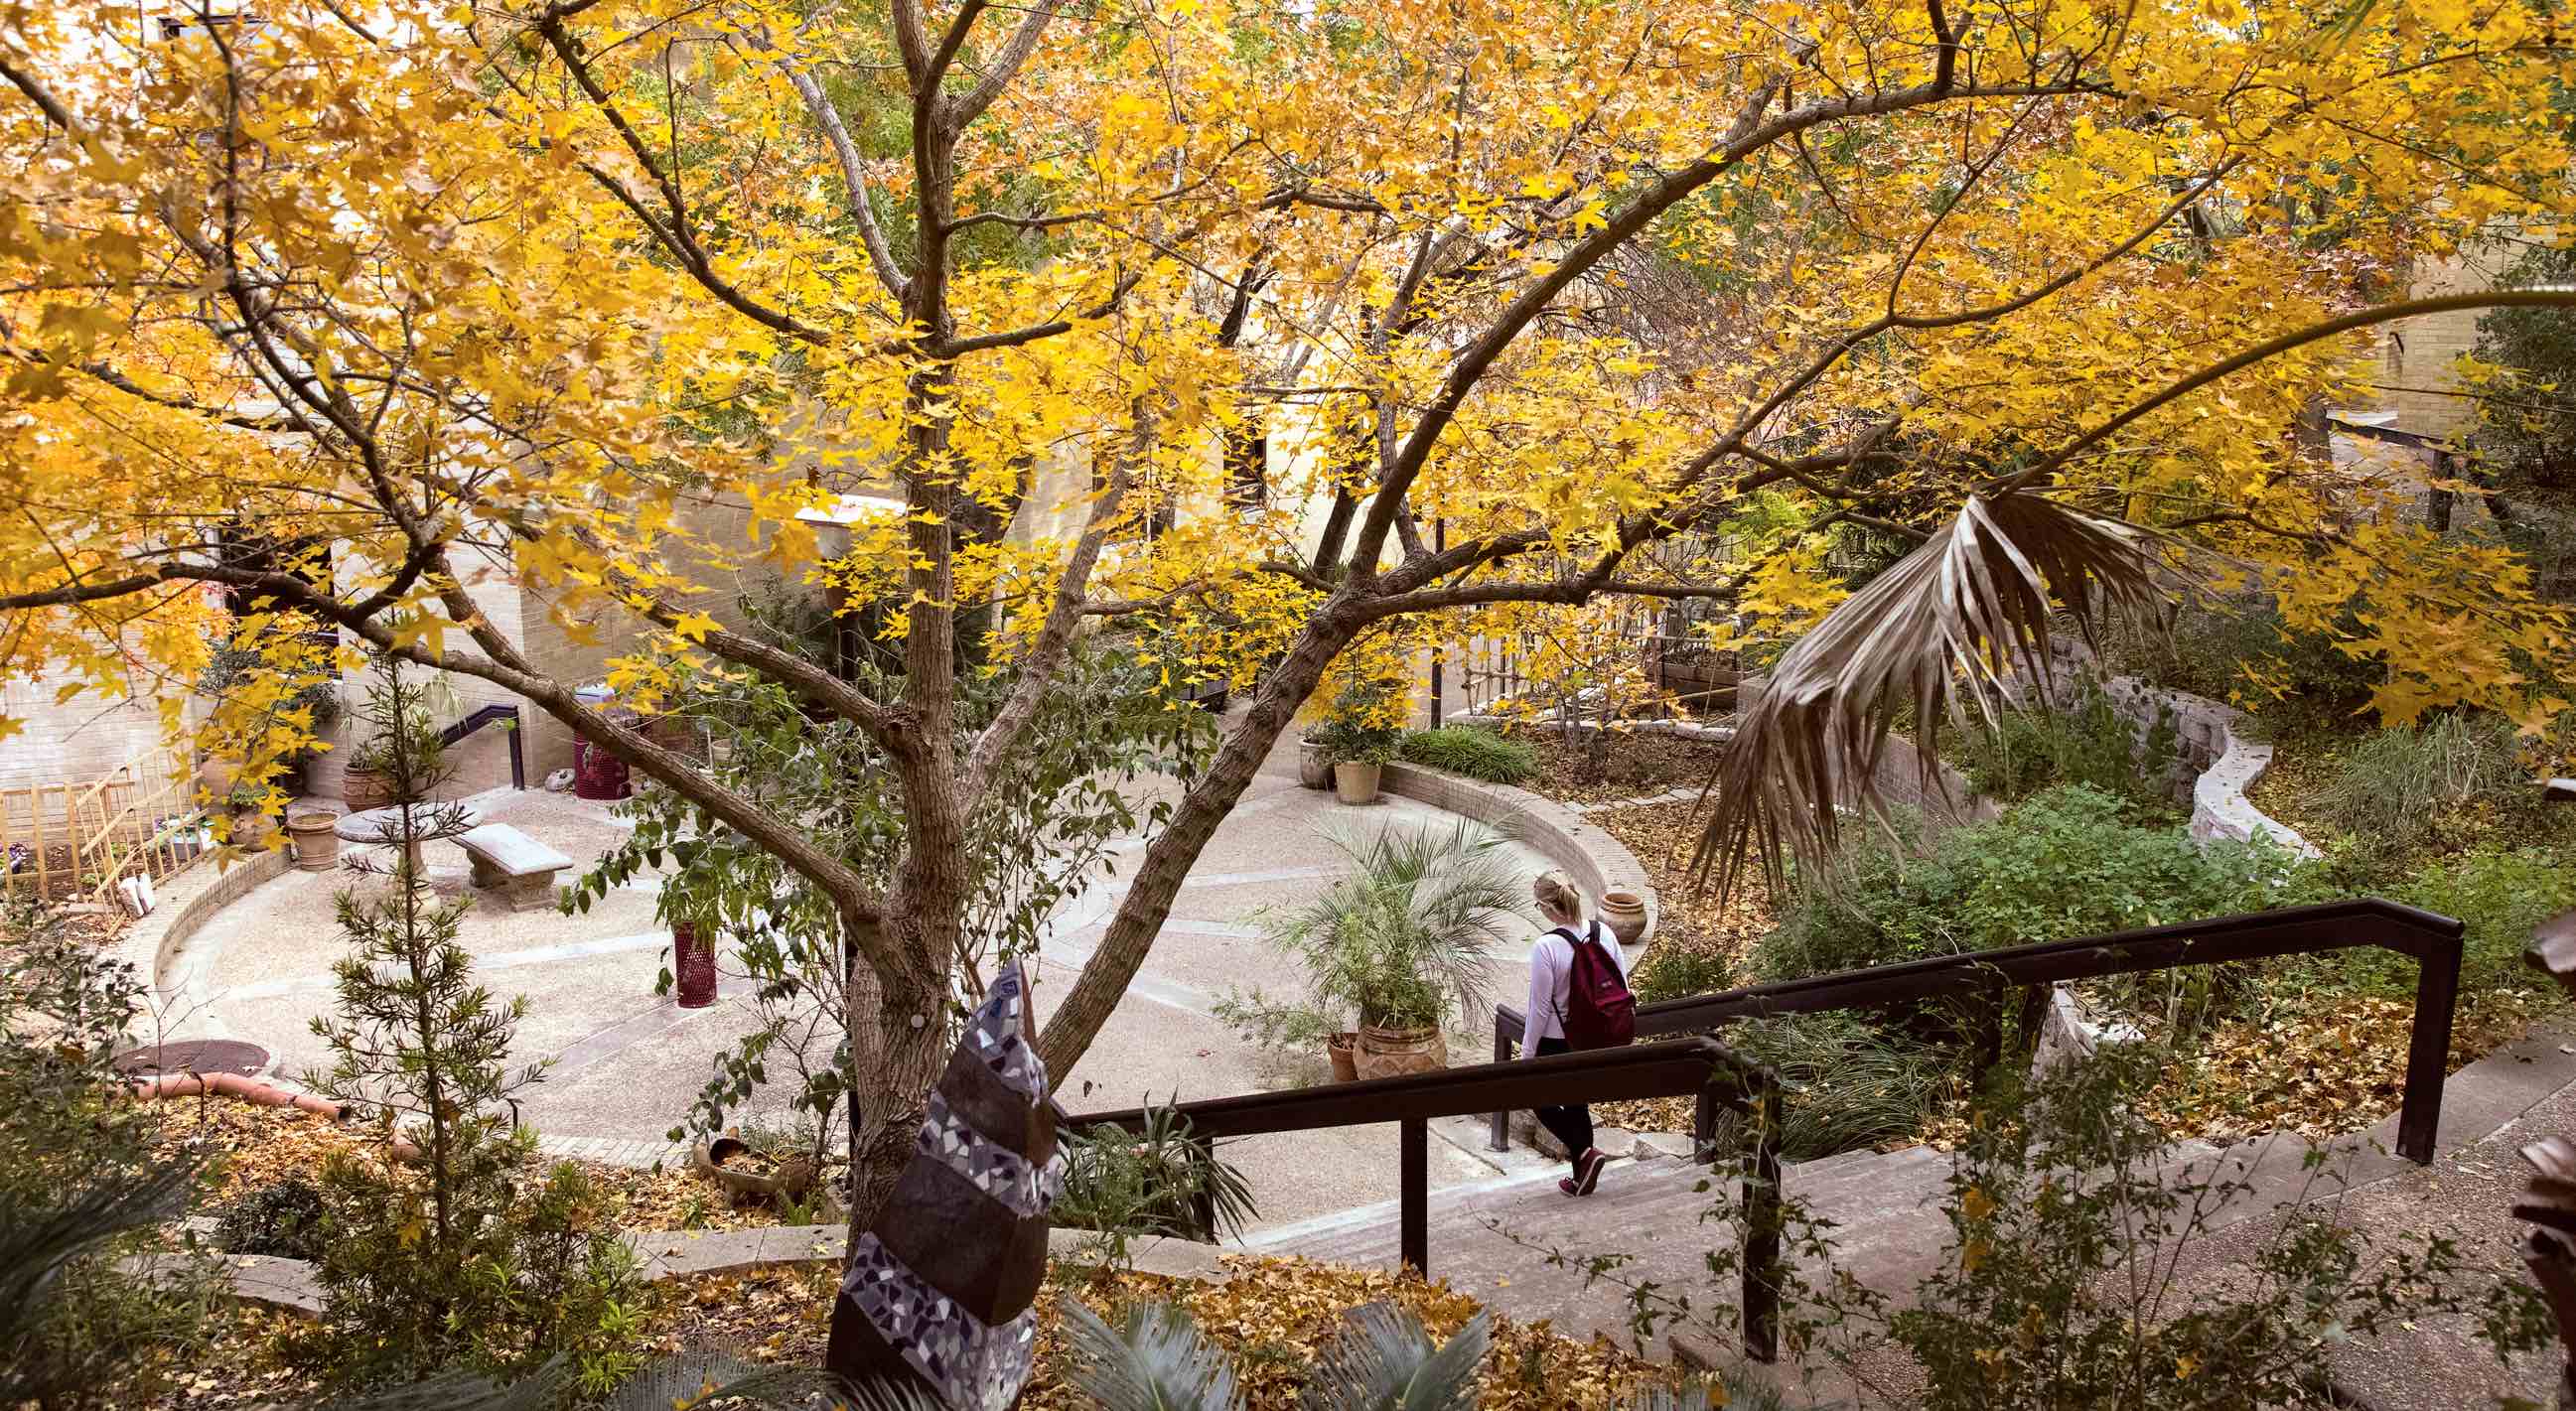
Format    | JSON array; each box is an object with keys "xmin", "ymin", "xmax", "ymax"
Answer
[{"xmin": 129, "ymin": 1072, "xmax": 350, "ymax": 1122}]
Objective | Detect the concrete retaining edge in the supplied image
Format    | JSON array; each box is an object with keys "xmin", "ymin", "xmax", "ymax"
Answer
[
  {"xmin": 110, "ymin": 848, "xmax": 289, "ymax": 1013},
  {"xmin": 162, "ymin": 1223, "xmax": 1231, "ymax": 1319},
  {"xmin": 1378, "ymin": 761, "xmax": 1660, "ymax": 943}
]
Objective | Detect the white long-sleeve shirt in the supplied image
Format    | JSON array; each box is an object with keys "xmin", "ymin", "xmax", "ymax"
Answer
[{"xmin": 1522, "ymin": 918, "xmax": 1630, "ymax": 1058}]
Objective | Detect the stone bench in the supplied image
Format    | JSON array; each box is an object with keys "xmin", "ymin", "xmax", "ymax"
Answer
[{"xmin": 454, "ymin": 824, "xmax": 571, "ymax": 913}]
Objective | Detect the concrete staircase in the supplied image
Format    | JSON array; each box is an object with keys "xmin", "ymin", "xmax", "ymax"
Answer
[{"xmin": 1243, "ymin": 1143, "xmax": 1960, "ymax": 1348}]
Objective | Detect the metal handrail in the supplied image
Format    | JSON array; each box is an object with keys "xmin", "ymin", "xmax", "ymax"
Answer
[
  {"xmin": 437, "ymin": 704, "xmax": 525, "ymax": 790},
  {"xmin": 1495, "ymin": 898, "xmax": 2466, "ymax": 1165},
  {"xmin": 1065, "ymin": 1036, "xmax": 1789, "ymax": 1361}
]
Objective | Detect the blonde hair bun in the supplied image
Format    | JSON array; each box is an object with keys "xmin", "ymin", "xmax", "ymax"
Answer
[{"xmin": 1532, "ymin": 870, "xmax": 1585, "ymax": 922}]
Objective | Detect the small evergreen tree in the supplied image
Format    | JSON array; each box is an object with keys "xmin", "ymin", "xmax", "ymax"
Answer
[{"xmin": 299, "ymin": 657, "xmax": 639, "ymax": 1393}]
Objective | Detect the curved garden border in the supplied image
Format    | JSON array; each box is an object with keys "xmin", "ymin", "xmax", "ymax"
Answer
[
  {"xmin": 1378, "ymin": 761, "xmax": 1660, "ymax": 943},
  {"xmin": 110, "ymin": 847, "xmax": 289, "ymax": 1009}
]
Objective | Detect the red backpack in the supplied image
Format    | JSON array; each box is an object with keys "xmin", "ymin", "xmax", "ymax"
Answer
[{"xmin": 1557, "ymin": 920, "xmax": 1637, "ymax": 1051}]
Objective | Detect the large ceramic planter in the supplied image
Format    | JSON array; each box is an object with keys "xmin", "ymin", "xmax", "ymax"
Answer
[
  {"xmin": 286, "ymin": 809, "xmax": 342, "ymax": 872},
  {"xmin": 1333, "ymin": 761, "xmax": 1382, "ymax": 805},
  {"xmin": 1355, "ymin": 1022, "xmax": 1445, "ymax": 1079},
  {"xmin": 342, "ymin": 763, "xmax": 396, "ymax": 813},
  {"xmin": 1599, "ymin": 890, "xmax": 1649, "ymax": 946},
  {"xmin": 1326, "ymin": 1031, "xmax": 1359, "ymax": 1083},
  {"xmin": 1297, "ymin": 738, "xmax": 1334, "ymax": 790}
]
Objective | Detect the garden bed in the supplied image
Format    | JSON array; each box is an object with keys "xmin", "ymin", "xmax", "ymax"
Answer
[
  {"xmin": 642, "ymin": 1257, "xmax": 1675, "ymax": 1411},
  {"xmin": 1494, "ymin": 723, "xmax": 1732, "ymax": 805},
  {"xmin": 159, "ymin": 1100, "xmax": 811, "ymax": 1237}
]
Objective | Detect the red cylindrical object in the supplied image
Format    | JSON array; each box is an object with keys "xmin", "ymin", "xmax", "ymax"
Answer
[
  {"xmin": 573, "ymin": 737, "xmax": 633, "ymax": 800},
  {"xmin": 673, "ymin": 920, "xmax": 717, "ymax": 1008}
]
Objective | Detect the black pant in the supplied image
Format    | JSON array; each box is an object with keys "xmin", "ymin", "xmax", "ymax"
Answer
[{"xmin": 1532, "ymin": 1036, "xmax": 1594, "ymax": 1159}]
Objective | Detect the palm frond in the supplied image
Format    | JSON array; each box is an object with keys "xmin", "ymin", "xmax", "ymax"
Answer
[
  {"xmin": 1297, "ymin": 1303, "xmax": 1490, "ymax": 1411},
  {"xmin": 0, "ymin": 1155, "xmax": 203, "ymax": 1409},
  {"xmin": 1061, "ymin": 1296, "xmax": 1244, "ymax": 1411},
  {"xmin": 1694, "ymin": 490, "xmax": 2168, "ymax": 897}
]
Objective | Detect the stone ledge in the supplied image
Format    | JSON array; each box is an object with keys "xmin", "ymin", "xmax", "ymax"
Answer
[
  {"xmin": 1379, "ymin": 762, "xmax": 1659, "ymax": 941},
  {"xmin": 112, "ymin": 847, "xmax": 288, "ymax": 1014}
]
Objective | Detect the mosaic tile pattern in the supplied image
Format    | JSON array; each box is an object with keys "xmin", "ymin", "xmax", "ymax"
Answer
[
  {"xmin": 917, "ymin": 1090, "xmax": 1064, "ymax": 1218},
  {"xmin": 841, "ymin": 1233, "xmax": 1037, "ymax": 1411},
  {"xmin": 966, "ymin": 965, "xmax": 1050, "ymax": 1102}
]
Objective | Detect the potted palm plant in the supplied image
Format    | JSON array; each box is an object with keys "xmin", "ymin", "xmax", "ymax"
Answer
[
  {"xmin": 1313, "ymin": 680, "xmax": 1402, "ymax": 805},
  {"xmin": 1219, "ymin": 821, "xmax": 1524, "ymax": 1080}
]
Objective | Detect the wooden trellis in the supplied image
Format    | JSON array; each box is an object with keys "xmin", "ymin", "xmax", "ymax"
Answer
[{"xmin": 0, "ymin": 751, "xmax": 210, "ymax": 908}]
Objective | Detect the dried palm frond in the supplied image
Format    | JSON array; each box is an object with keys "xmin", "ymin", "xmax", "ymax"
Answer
[{"xmin": 1692, "ymin": 489, "xmax": 2170, "ymax": 897}]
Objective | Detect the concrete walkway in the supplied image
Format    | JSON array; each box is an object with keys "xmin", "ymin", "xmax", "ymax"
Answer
[{"xmin": 161, "ymin": 722, "xmax": 1581, "ymax": 1232}]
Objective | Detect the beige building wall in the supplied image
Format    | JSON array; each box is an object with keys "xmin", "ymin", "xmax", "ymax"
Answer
[{"xmin": 0, "ymin": 668, "xmax": 170, "ymax": 792}]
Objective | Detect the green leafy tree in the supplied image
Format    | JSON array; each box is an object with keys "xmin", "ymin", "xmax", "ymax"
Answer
[
  {"xmin": 298, "ymin": 659, "xmax": 639, "ymax": 1393},
  {"xmin": 2467, "ymin": 243, "xmax": 2576, "ymax": 505},
  {"xmin": 570, "ymin": 631, "xmax": 1216, "ymax": 1172}
]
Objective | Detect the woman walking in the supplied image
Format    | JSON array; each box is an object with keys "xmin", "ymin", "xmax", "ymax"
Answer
[{"xmin": 1521, "ymin": 870, "xmax": 1637, "ymax": 1197}]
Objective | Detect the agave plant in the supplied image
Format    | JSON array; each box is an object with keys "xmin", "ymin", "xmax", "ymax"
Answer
[{"xmin": 1696, "ymin": 488, "xmax": 2168, "ymax": 896}]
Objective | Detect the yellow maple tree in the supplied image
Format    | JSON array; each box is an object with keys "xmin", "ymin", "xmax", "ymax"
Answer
[{"xmin": 2, "ymin": 0, "xmax": 2572, "ymax": 1235}]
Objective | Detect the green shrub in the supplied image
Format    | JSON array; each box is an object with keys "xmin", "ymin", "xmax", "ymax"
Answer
[
  {"xmin": 1790, "ymin": 1045, "xmax": 2552, "ymax": 1409},
  {"xmin": 1395, "ymin": 726, "xmax": 1540, "ymax": 784},
  {"xmin": 1945, "ymin": 679, "xmax": 2180, "ymax": 814},
  {"xmin": 1720, "ymin": 1013, "xmax": 1949, "ymax": 1161},
  {"xmin": 1630, "ymin": 946, "xmax": 1733, "ymax": 1003},
  {"xmin": 215, "ymin": 1178, "xmax": 330, "ymax": 1261},
  {"xmin": 1756, "ymin": 785, "xmax": 2296, "ymax": 983},
  {"xmin": 2313, "ymin": 845, "xmax": 2576, "ymax": 999},
  {"xmin": 0, "ymin": 900, "xmax": 222, "ymax": 1409},
  {"xmin": 2314, "ymin": 712, "xmax": 2529, "ymax": 864},
  {"xmin": 2105, "ymin": 598, "xmax": 2381, "ymax": 734},
  {"xmin": 1056, "ymin": 1101, "xmax": 1257, "ymax": 1269}
]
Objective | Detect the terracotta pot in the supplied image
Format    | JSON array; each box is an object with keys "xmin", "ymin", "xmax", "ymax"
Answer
[
  {"xmin": 1298, "ymin": 738, "xmax": 1334, "ymax": 790},
  {"xmin": 286, "ymin": 809, "xmax": 342, "ymax": 871},
  {"xmin": 1355, "ymin": 1022, "xmax": 1445, "ymax": 1079},
  {"xmin": 1599, "ymin": 890, "xmax": 1649, "ymax": 946},
  {"xmin": 1333, "ymin": 761, "xmax": 1382, "ymax": 805},
  {"xmin": 1326, "ymin": 1031, "xmax": 1359, "ymax": 1083},
  {"xmin": 342, "ymin": 763, "xmax": 396, "ymax": 813}
]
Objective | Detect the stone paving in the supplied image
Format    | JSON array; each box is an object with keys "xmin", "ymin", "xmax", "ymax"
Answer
[{"xmin": 157, "ymin": 723, "xmax": 1594, "ymax": 1229}]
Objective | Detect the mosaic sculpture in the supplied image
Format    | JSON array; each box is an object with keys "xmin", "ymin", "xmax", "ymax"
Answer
[{"xmin": 826, "ymin": 963, "xmax": 1062, "ymax": 1409}]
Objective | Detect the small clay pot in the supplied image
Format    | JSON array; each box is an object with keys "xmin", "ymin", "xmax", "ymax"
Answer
[
  {"xmin": 1599, "ymin": 890, "xmax": 1649, "ymax": 946},
  {"xmin": 285, "ymin": 809, "xmax": 342, "ymax": 872},
  {"xmin": 1333, "ymin": 761, "xmax": 1382, "ymax": 805},
  {"xmin": 1355, "ymin": 1022, "xmax": 1445, "ymax": 1079},
  {"xmin": 1326, "ymin": 1031, "xmax": 1359, "ymax": 1083}
]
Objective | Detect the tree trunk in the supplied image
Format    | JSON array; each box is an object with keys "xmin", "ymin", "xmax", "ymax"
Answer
[
  {"xmin": 1037, "ymin": 607, "xmax": 1360, "ymax": 1074},
  {"xmin": 841, "ymin": 958, "xmax": 951, "ymax": 1240}
]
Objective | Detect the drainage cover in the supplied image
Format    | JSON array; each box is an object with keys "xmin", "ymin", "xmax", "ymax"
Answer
[{"xmin": 113, "ymin": 1039, "xmax": 271, "ymax": 1078}]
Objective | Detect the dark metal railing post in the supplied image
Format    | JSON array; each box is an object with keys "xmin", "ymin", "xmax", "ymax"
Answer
[
  {"xmin": 1188, "ymin": 1137, "xmax": 1220, "ymax": 1242},
  {"xmin": 1740, "ymin": 1070, "xmax": 1784, "ymax": 1363},
  {"xmin": 1693, "ymin": 1082, "xmax": 1718, "ymax": 1164},
  {"xmin": 1972, "ymin": 972, "xmax": 2006, "ymax": 1076},
  {"xmin": 1400, "ymin": 1116, "xmax": 1429, "ymax": 1275},
  {"xmin": 1488, "ymin": 1012, "xmax": 1518, "ymax": 1153},
  {"xmin": 2399, "ymin": 923, "xmax": 2465, "ymax": 1165}
]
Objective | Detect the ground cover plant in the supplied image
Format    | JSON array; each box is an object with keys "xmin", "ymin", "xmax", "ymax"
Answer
[{"xmin": 1395, "ymin": 726, "xmax": 1541, "ymax": 785}]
